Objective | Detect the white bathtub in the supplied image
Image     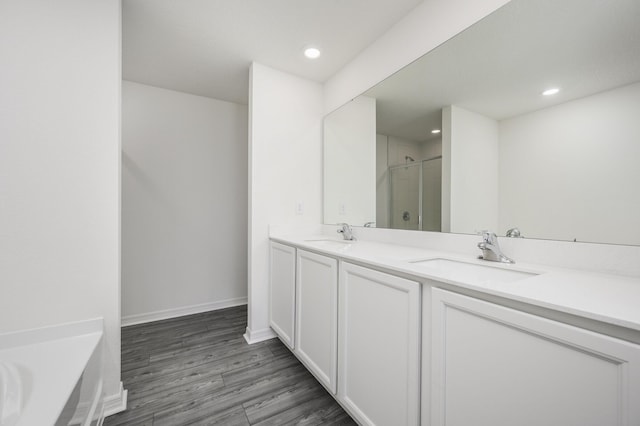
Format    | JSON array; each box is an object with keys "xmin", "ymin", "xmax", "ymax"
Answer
[
  {"xmin": 0, "ymin": 361, "xmax": 21, "ymax": 425},
  {"xmin": 0, "ymin": 319, "xmax": 104, "ymax": 426}
]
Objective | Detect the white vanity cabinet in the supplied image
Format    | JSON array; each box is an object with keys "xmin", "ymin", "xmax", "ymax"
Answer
[
  {"xmin": 295, "ymin": 249, "xmax": 339, "ymax": 393},
  {"xmin": 269, "ymin": 241, "xmax": 296, "ymax": 349},
  {"xmin": 338, "ymin": 262, "xmax": 421, "ymax": 426},
  {"xmin": 430, "ymin": 288, "xmax": 640, "ymax": 426}
]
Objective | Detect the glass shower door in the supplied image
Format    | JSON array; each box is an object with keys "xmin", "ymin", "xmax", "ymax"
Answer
[{"xmin": 422, "ymin": 158, "xmax": 442, "ymax": 232}]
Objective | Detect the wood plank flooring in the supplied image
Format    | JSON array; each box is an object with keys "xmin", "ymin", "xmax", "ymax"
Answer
[{"xmin": 104, "ymin": 305, "xmax": 356, "ymax": 425}]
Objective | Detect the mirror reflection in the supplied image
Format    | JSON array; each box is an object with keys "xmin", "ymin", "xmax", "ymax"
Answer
[{"xmin": 323, "ymin": 0, "xmax": 640, "ymax": 246}]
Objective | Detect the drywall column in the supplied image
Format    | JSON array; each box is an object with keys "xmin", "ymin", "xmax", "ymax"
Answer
[
  {"xmin": 247, "ymin": 63, "xmax": 323, "ymax": 343},
  {"xmin": 121, "ymin": 81, "xmax": 248, "ymax": 325},
  {"xmin": 324, "ymin": 96, "xmax": 376, "ymax": 225},
  {"xmin": 0, "ymin": 0, "xmax": 124, "ymax": 412},
  {"xmin": 442, "ymin": 106, "xmax": 499, "ymax": 234},
  {"xmin": 324, "ymin": 0, "xmax": 511, "ymax": 113}
]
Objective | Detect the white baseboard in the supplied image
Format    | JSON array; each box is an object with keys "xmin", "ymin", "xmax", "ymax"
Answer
[
  {"xmin": 103, "ymin": 381, "xmax": 128, "ymax": 417},
  {"xmin": 243, "ymin": 326, "xmax": 277, "ymax": 344},
  {"xmin": 121, "ymin": 297, "xmax": 248, "ymax": 327}
]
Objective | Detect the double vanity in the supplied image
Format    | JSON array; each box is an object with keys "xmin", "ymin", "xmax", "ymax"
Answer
[
  {"xmin": 268, "ymin": 0, "xmax": 640, "ymax": 424},
  {"xmin": 268, "ymin": 227, "xmax": 640, "ymax": 426}
]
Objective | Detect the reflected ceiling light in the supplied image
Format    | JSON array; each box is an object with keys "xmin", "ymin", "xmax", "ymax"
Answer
[
  {"xmin": 431, "ymin": 129, "xmax": 441, "ymax": 134},
  {"xmin": 304, "ymin": 47, "xmax": 321, "ymax": 59},
  {"xmin": 542, "ymin": 87, "xmax": 560, "ymax": 96}
]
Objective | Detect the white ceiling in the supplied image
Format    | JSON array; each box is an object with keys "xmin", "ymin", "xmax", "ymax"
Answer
[
  {"xmin": 122, "ymin": 0, "xmax": 424, "ymax": 105},
  {"xmin": 365, "ymin": 0, "xmax": 640, "ymax": 142}
]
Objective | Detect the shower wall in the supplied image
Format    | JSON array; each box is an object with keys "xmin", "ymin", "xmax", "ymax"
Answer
[
  {"xmin": 387, "ymin": 136, "xmax": 425, "ymax": 166},
  {"xmin": 390, "ymin": 164, "xmax": 421, "ymax": 230}
]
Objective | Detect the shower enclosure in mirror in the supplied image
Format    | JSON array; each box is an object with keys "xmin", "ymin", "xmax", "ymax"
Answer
[
  {"xmin": 323, "ymin": 0, "xmax": 640, "ymax": 246},
  {"xmin": 383, "ymin": 155, "xmax": 441, "ymax": 232}
]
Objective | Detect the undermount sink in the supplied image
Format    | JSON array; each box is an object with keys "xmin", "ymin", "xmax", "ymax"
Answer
[
  {"xmin": 304, "ymin": 238, "xmax": 356, "ymax": 250},
  {"xmin": 409, "ymin": 258, "xmax": 539, "ymax": 284}
]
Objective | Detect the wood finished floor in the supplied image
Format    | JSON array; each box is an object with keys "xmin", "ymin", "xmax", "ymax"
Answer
[{"xmin": 104, "ymin": 305, "xmax": 356, "ymax": 426}]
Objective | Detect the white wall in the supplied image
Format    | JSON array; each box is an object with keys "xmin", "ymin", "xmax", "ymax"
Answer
[
  {"xmin": 323, "ymin": 0, "xmax": 511, "ymax": 114},
  {"xmin": 121, "ymin": 81, "xmax": 248, "ymax": 324},
  {"xmin": 248, "ymin": 63, "xmax": 324, "ymax": 342},
  {"xmin": 324, "ymin": 96, "xmax": 376, "ymax": 226},
  {"xmin": 422, "ymin": 137, "xmax": 442, "ymax": 160},
  {"xmin": 0, "ymin": 0, "xmax": 122, "ymax": 403},
  {"xmin": 443, "ymin": 105, "xmax": 499, "ymax": 234},
  {"xmin": 389, "ymin": 164, "xmax": 422, "ymax": 230},
  {"xmin": 499, "ymin": 82, "xmax": 640, "ymax": 245}
]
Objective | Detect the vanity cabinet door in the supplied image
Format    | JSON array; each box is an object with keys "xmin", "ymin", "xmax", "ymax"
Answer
[
  {"xmin": 431, "ymin": 288, "xmax": 640, "ymax": 426},
  {"xmin": 338, "ymin": 262, "xmax": 421, "ymax": 426},
  {"xmin": 269, "ymin": 241, "xmax": 296, "ymax": 349},
  {"xmin": 295, "ymin": 249, "xmax": 338, "ymax": 393}
]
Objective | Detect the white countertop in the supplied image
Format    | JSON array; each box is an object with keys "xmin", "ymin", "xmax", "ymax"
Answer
[{"xmin": 271, "ymin": 233, "xmax": 640, "ymax": 332}]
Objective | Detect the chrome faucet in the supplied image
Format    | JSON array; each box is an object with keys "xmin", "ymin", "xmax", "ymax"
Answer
[
  {"xmin": 506, "ymin": 227, "xmax": 522, "ymax": 238},
  {"xmin": 477, "ymin": 231, "xmax": 514, "ymax": 264},
  {"xmin": 337, "ymin": 223, "xmax": 356, "ymax": 241}
]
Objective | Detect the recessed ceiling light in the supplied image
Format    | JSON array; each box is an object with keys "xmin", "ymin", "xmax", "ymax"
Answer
[
  {"xmin": 304, "ymin": 47, "xmax": 321, "ymax": 59},
  {"xmin": 542, "ymin": 88, "xmax": 560, "ymax": 96},
  {"xmin": 431, "ymin": 129, "xmax": 441, "ymax": 134}
]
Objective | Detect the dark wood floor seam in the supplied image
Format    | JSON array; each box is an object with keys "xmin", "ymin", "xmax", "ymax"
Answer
[{"xmin": 105, "ymin": 305, "xmax": 356, "ymax": 425}]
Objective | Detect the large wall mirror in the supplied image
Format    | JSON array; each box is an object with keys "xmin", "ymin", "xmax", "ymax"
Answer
[{"xmin": 323, "ymin": 0, "xmax": 640, "ymax": 246}]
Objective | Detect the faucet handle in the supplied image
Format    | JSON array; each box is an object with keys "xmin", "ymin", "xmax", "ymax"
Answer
[
  {"xmin": 476, "ymin": 230, "xmax": 497, "ymax": 244},
  {"xmin": 506, "ymin": 227, "xmax": 522, "ymax": 238},
  {"xmin": 336, "ymin": 223, "xmax": 356, "ymax": 241},
  {"xmin": 476, "ymin": 229, "xmax": 489, "ymax": 239}
]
